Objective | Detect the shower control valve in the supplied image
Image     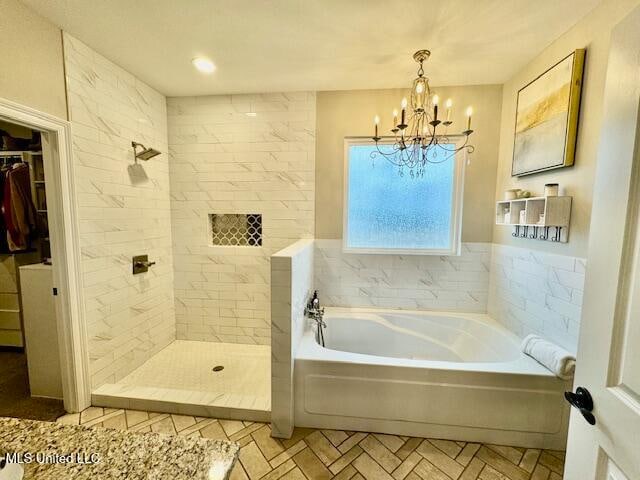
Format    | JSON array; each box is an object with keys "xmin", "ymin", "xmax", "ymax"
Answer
[{"xmin": 132, "ymin": 255, "xmax": 156, "ymax": 274}]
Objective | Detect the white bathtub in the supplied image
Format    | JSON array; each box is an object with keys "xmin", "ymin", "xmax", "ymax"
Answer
[{"xmin": 294, "ymin": 307, "xmax": 571, "ymax": 449}]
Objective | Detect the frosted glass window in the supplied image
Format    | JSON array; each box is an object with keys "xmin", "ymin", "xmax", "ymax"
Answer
[{"xmin": 344, "ymin": 142, "xmax": 463, "ymax": 255}]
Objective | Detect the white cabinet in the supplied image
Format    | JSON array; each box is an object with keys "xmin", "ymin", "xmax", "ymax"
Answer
[
  {"xmin": 0, "ymin": 252, "xmax": 40, "ymax": 347},
  {"xmin": 19, "ymin": 263, "xmax": 62, "ymax": 399}
]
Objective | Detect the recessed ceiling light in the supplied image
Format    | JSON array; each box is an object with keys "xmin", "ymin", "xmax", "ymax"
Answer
[
  {"xmin": 192, "ymin": 57, "xmax": 215, "ymax": 74},
  {"xmin": 246, "ymin": 112, "xmax": 257, "ymax": 117}
]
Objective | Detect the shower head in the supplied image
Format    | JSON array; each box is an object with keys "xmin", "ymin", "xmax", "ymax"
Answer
[{"xmin": 131, "ymin": 141, "xmax": 161, "ymax": 161}]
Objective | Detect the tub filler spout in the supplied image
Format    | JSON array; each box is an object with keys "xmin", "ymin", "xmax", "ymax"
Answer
[{"xmin": 305, "ymin": 290, "xmax": 326, "ymax": 347}]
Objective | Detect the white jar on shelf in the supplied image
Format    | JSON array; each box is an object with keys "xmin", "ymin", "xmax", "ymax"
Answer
[
  {"xmin": 544, "ymin": 183, "xmax": 559, "ymax": 197},
  {"xmin": 519, "ymin": 210, "xmax": 526, "ymax": 224},
  {"xmin": 504, "ymin": 189, "xmax": 520, "ymax": 200},
  {"xmin": 504, "ymin": 210, "xmax": 510, "ymax": 223}
]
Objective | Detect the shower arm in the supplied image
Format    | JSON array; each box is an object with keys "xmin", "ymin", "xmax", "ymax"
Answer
[{"xmin": 131, "ymin": 141, "xmax": 146, "ymax": 151}]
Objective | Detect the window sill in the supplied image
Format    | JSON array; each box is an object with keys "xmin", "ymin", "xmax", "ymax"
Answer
[{"xmin": 342, "ymin": 246, "xmax": 461, "ymax": 256}]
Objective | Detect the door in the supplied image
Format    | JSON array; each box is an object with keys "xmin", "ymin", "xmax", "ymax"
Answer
[{"xmin": 564, "ymin": 6, "xmax": 640, "ymax": 480}]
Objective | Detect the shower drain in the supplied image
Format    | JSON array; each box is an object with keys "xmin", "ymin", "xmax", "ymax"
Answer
[{"xmin": 212, "ymin": 365, "xmax": 224, "ymax": 372}]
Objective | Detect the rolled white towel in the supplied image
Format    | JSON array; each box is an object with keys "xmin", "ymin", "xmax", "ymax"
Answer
[{"xmin": 521, "ymin": 334, "xmax": 576, "ymax": 380}]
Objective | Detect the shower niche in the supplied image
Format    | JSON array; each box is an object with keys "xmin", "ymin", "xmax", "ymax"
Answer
[{"xmin": 209, "ymin": 213, "xmax": 262, "ymax": 246}]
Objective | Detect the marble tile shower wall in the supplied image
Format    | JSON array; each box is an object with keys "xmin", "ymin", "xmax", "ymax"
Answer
[
  {"xmin": 314, "ymin": 240, "xmax": 491, "ymax": 312},
  {"xmin": 271, "ymin": 239, "xmax": 314, "ymax": 438},
  {"xmin": 63, "ymin": 34, "xmax": 175, "ymax": 389},
  {"xmin": 487, "ymin": 244, "xmax": 585, "ymax": 353},
  {"xmin": 167, "ymin": 93, "xmax": 315, "ymax": 345}
]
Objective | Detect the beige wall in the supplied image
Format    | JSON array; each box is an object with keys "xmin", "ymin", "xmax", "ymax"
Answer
[
  {"xmin": 315, "ymin": 85, "xmax": 503, "ymax": 241},
  {"xmin": 493, "ymin": 0, "xmax": 640, "ymax": 257},
  {"xmin": 0, "ymin": 0, "xmax": 67, "ymax": 119}
]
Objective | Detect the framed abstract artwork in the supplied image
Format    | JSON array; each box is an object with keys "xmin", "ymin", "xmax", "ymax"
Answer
[{"xmin": 512, "ymin": 49, "xmax": 585, "ymax": 176}]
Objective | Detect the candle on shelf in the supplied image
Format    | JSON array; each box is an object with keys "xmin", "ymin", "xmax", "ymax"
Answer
[
  {"xmin": 401, "ymin": 97, "xmax": 407, "ymax": 125},
  {"xmin": 393, "ymin": 109, "xmax": 398, "ymax": 128},
  {"xmin": 374, "ymin": 115, "xmax": 380, "ymax": 138},
  {"xmin": 432, "ymin": 94, "xmax": 439, "ymax": 121},
  {"xmin": 445, "ymin": 98, "xmax": 452, "ymax": 122},
  {"xmin": 466, "ymin": 106, "xmax": 473, "ymax": 131}
]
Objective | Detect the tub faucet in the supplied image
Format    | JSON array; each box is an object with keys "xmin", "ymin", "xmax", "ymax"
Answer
[{"xmin": 305, "ymin": 290, "xmax": 326, "ymax": 346}]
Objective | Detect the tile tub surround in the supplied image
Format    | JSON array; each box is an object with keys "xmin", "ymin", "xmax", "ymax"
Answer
[
  {"xmin": 92, "ymin": 340, "xmax": 270, "ymax": 421},
  {"xmin": 1, "ymin": 416, "xmax": 238, "ymax": 480},
  {"xmin": 314, "ymin": 240, "xmax": 491, "ymax": 312},
  {"xmin": 270, "ymin": 239, "xmax": 314, "ymax": 438},
  {"xmin": 63, "ymin": 34, "xmax": 175, "ymax": 389},
  {"xmin": 167, "ymin": 93, "xmax": 316, "ymax": 345},
  {"xmin": 488, "ymin": 244, "xmax": 586, "ymax": 353}
]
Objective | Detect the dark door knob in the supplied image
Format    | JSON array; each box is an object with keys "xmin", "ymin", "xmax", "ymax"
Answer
[{"xmin": 565, "ymin": 386, "xmax": 596, "ymax": 425}]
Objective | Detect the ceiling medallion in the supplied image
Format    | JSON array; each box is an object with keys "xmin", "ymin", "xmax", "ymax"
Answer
[{"xmin": 371, "ymin": 49, "xmax": 475, "ymax": 177}]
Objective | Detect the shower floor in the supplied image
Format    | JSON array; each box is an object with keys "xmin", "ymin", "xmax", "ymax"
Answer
[{"xmin": 92, "ymin": 340, "xmax": 270, "ymax": 422}]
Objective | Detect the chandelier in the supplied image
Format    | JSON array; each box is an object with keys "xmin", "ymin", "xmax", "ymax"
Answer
[{"xmin": 371, "ymin": 49, "xmax": 475, "ymax": 177}]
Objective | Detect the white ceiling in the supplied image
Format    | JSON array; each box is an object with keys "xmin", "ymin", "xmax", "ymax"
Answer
[{"xmin": 22, "ymin": 0, "xmax": 602, "ymax": 97}]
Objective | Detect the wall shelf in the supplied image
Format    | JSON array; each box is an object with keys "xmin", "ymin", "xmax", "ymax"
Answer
[{"xmin": 496, "ymin": 196, "xmax": 572, "ymax": 243}]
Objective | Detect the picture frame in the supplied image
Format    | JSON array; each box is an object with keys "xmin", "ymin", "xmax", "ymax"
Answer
[{"xmin": 512, "ymin": 49, "xmax": 585, "ymax": 177}]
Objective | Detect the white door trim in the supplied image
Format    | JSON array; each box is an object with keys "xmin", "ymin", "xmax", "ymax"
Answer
[{"xmin": 0, "ymin": 96, "xmax": 90, "ymax": 412}]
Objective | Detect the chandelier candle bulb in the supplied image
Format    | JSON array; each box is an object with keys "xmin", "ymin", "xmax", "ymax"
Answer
[
  {"xmin": 393, "ymin": 109, "xmax": 398, "ymax": 127},
  {"xmin": 401, "ymin": 97, "xmax": 408, "ymax": 126},
  {"xmin": 432, "ymin": 94, "xmax": 439, "ymax": 121},
  {"xmin": 374, "ymin": 115, "xmax": 380, "ymax": 138},
  {"xmin": 466, "ymin": 106, "xmax": 473, "ymax": 131}
]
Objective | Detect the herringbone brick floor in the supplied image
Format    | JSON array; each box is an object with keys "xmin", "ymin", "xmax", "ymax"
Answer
[{"xmin": 57, "ymin": 408, "xmax": 565, "ymax": 480}]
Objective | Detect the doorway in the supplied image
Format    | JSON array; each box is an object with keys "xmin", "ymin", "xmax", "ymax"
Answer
[
  {"xmin": 0, "ymin": 119, "xmax": 64, "ymax": 420},
  {"xmin": 0, "ymin": 96, "xmax": 90, "ymax": 415}
]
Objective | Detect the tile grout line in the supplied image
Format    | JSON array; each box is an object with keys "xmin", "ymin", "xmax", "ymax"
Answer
[
  {"xmin": 127, "ymin": 414, "xmax": 171, "ymax": 432},
  {"xmin": 81, "ymin": 409, "xmax": 125, "ymax": 428}
]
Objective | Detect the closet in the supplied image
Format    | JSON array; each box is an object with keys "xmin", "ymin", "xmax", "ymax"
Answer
[
  {"xmin": 0, "ymin": 120, "xmax": 63, "ymax": 414},
  {"xmin": 0, "ymin": 149, "xmax": 49, "ymax": 346}
]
